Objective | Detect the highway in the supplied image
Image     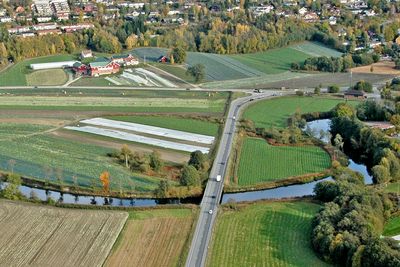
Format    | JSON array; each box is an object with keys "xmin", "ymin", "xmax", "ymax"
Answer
[{"xmin": 185, "ymin": 91, "xmax": 282, "ymax": 267}]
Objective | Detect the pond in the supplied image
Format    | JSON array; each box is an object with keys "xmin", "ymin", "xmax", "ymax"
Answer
[{"xmin": 304, "ymin": 119, "xmax": 373, "ymax": 184}]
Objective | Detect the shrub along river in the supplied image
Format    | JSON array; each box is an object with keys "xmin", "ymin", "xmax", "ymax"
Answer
[{"xmin": 12, "ymin": 119, "xmax": 372, "ymax": 207}]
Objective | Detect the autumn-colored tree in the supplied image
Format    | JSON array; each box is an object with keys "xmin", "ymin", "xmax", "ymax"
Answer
[{"xmin": 99, "ymin": 171, "xmax": 110, "ymax": 193}]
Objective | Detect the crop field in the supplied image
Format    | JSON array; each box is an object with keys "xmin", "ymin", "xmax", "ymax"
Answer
[
  {"xmin": 237, "ymin": 138, "xmax": 331, "ymax": 186},
  {"xmin": 152, "ymin": 63, "xmax": 196, "ymax": 83},
  {"xmin": 0, "ymin": 123, "xmax": 53, "ymax": 140},
  {"xmin": 290, "ymin": 42, "xmax": 343, "ymax": 58},
  {"xmin": 207, "ymin": 201, "xmax": 330, "ymax": 267},
  {"xmin": 0, "ymin": 54, "xmax": 76, "ymax": 86},
  {"xmin": 132, "ymin": 44, "xmax": 341, "ymax": 83},
  {"xmin": 243, "ymin": 96, "xmax": 359, "ymax": 129},
  {"xmin": 0, "ymin": 94, "xmax": 228, "ymax": 114},
  {"xmin": 105, "ymin": 208, "xmax": 195, "ymax": 267},
  {"xmin": 107, "ymin": 115, "xmax": 219, "ymax": 136},
  {"xmin": 26, "ymin": 69, "xmax": 69, "ymax": 86},
  {"xmin": 229, "ymin": 47, "xmax": 310, "ymax": 75},
  {"xmin": 0, "ymin": 131, "xmax": 165, "ymax": 191},
  {"xmin": 0, "ymin": 200, "xmax": 127, "ymax": 267},
  {"xmin": 383, "ymin": 214, "xmax": 400, "ymax": 236}
]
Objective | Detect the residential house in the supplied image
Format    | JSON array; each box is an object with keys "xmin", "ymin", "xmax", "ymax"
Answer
[
  {"xmin": 303, "ymin": 12, "xmax": 319, "ymax": 23},
  {"xmin": 80, "ymin": 49, "xmax": 93, "ymax": 59},
  {"xmin": 8, "ymin": 26, "xmax": 31, "ymax": 34},
  {"xmin": 33, "ymin": 22, "xmax": 57, "ymax": 31},
  {"xmin": 344, "ymin": 89, "xmax": 366, "ymax": 99},
  {"xmin": 111, "ymin": 54, "xmax": 139, "ymax": 66},
  {"xmin": 61, "ymin": 23, "xmax": 94, "ymax": 32},
  {"xmin": 36, "ymin": 29, "xmax": 62, "ymax": 35}
]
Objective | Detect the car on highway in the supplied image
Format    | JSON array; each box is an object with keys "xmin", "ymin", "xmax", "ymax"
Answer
[
  {"xmin": 208, "ymin": 209, "xmax": 213, "ymax": 214},
  {"xmin": 216, "ymin": 175, "xmax": 222, "ymax": 182}
]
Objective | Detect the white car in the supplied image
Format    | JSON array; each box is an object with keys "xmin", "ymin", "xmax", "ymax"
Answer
[{"xmin": 208, "ymin": 209, "xmax": 213, "ymax": 214}]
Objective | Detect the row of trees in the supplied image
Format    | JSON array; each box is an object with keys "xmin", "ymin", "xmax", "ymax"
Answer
[
  {"xmin": 312, "ymin": 171, "xmax": 399, "ymax": 266},
  {"xmin": 294, "ymin": 53, "xmax": 379, "ymax": 73}
]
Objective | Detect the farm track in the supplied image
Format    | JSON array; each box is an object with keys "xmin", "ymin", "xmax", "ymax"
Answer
[{"xmin": 0, "ymin": 200, "xmax": 127, "ymax": 267}]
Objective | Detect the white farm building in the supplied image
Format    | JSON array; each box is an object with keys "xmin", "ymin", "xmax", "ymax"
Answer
[{"xmin": 30, "ymin": 61, "xmax": 78, "ymax": 70}]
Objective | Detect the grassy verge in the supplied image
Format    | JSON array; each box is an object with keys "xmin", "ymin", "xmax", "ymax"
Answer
[{"xmin": 207, "ymin": 201, "xmax": 331, "ymax": 267}]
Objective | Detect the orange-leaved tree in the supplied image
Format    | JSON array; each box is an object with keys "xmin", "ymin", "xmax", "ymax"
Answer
[{"xmin": 99, "ymin": 171, "xmax": 110, "ymax": 193}]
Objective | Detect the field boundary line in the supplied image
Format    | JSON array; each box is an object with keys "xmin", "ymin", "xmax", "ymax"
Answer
[{"xmin": 146, "ymin": 64, "xmax": 198, "ymax": 88}]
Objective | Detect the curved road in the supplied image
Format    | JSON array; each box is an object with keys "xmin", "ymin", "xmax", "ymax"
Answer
[{"xmin": 185, "ymin": 91, "xmax": 287, "ymax": 267}]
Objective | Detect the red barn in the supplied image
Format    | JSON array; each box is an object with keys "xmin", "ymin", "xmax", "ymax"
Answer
[
  {"xmin": 72, "ymin": 62, "xmax": 89, "ymax": 75},
  {"xmin": 89, "ymin": 59, "xmax": 120, "ymax": 76}
]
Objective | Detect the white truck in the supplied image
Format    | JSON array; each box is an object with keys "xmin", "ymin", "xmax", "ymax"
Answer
[{"xmin": 216, "ymin": 175, "xmax": 222, "ymax": 182}]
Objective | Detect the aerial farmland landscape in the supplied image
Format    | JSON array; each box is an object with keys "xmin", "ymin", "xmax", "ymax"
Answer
[{"xmin": 1, "ymin": 0, "xmax": 400, "ymax": 266}]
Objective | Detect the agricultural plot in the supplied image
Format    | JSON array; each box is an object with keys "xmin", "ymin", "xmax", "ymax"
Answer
[
  {"xmin": 0, "ymin": 132, "xmax": 164, "ymax": 191},
  {"xmin": 65, "ymin": 125, "xmax": 211, "ymax": 153},
  {"xmin": 105, "ymin": 209, "xmax": 195, "ymax": 267},
  {"xmin": 290, "ymin": 41, "xmax": 343, "ymax": 58},
  {"xmin": 0, "ymin": 123, "xmax": 53, "ymax": 140},
  {"xmin": 109, "ymin": 115, "xmax": 219, "ymax": 136},
  {"xmin": 207, "ymin": 201, "xmax": 330, "ymax": 267},
  {"xmin": 26, "ymin": 69, "xmax": 68, "ymax": 86},
  {"xmin": 0, "ymin": 94, "xmax": 227, "ymax": 114},
  {"xmin": 237, "ymin": 138, "xmax": 331, "ymax": 186},
  {"xmin": 0, "ymin": 200, "xmax": 127, "ymax": 267},
  {"xmin": 80, "ymin": 118, "xmax": 215, "ymax": 144},
  {"xmin": 228, "ymin": 47, "xmax": 310, "ymax": 75},
  {"xmin": 243, "ymin": 96, "xmax": 358, "ymax": 129},
  {"xmin": 0, "ymin": 54, "xmax": 76, "ymax": 86}
]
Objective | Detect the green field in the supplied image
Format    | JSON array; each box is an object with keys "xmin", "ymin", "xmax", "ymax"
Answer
[
  {"xmin": 207, "ymin": 201, "xmax": 330, "ymax": 267},
  {"xmin": 290, "ymin": 42, "xmax": 343, "ymax": 58},
  {"xmin": 384, "ymin": 182, "xmax": 400, "ymax": 194},
  {"xmin": 0, "ymin": 92, "xmax": 228, "ymax": 114},
  {"xmin": 383, "ymin": 214, "xmax": 400, "ymax": 236},
  {"xmin": 26, "ymin": 69, "xmax": 69, "ymax": 86},
  {"xmin": 229, "ymin": 47, "xmax": 310, "ymax": 74},
  {"xmin": 243, "ymin": 96, "xmax": 358, "ymax": 129},
  {"xmin": 132, "ymin": 43, "xmax": 342, "ymax": 82},
  {"xmin": 109, "ymin": 115, "xmax": 219, "ymax": 136},
  {"xmin": 237, "ymin": 138, "xmax": 331, "ymax": 186},
  {"xmin": 152, "ymin": 63, "xmax": 196, "ymax": 83},
  {"xmin": 0, "ymin": 131, "xmax": 165, "ymax": 192},
  {"xmin": 0, "ymin": 54, "xmax": 76, "ymax": 86},
  {"xmin": 70, "ymin": 76, "xmax": 114, "ymax": 87},
  {"xmin": 0, "ymin": 123, "xmax": 53, "ymax": 140}
]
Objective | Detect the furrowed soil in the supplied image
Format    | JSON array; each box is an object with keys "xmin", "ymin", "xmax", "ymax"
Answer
[
  {"xmin": 105, "ymin": 209, "xmax": 195, "ymax": 267},
  {"xmin": 0, "ymin": 200, "xmax": 127, "ymax": 267}
]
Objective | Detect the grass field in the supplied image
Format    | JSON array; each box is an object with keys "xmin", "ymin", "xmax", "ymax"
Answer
[
  {"xmin": 0, "ymin": 200, "xmax": 127, "ymax": 267},
  {"xmin": 26, "ymin": 69, "xmax": 69, "ymax": 86},
  {"xmin": 0, "ymin": 93, "xmax": 228, "ymax": 114},
  {"xmin": 229, "ymin": 47, "xmax": 310, "ymax": 74},
  {"xmin": 70, "ymin": 76, "xmax": 114, "ymax": 87},
  {"xmin": 383, "ymin": 214, "xmax": 400, "ymax": 236},
  {"xmin": 237, "ymin": 138, "xmax": 331, "ymax": 186},
  {"xmin": 207, "ymin": 201, "xmax": 330, "ymax": 267},
  {"xmin": 384, "ymin": 182, "xmax": 400, "ymax": 194},
  {"xmin": 0, "ymin": 54, "xmax": 76, "ymax": 86},
  {"xmin": 105, "ymin": 208, "xmax": 195, "ymax": 267},
  {"xmin": 243, "ymin": 96, "xmax": 358, "ymax": 129},
  {"xmin": 152, "ymin": 63, "xmax": 196, "ymax": 83},
  {"xmin": 0, "ymin": 131, "xmax": 166, "ymax": 191},
  {"xmin": 290, "ymin": 42, "xmax": 343, "ymax": 58},
  {"xmin": 109, "ymin": 115, "xmax": 219, "ymax": 136}
]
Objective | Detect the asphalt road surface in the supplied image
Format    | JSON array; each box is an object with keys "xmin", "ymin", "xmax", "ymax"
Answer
[{"xmin": 185, "ymin": 91, "xmax": 284, "ymax": 267}]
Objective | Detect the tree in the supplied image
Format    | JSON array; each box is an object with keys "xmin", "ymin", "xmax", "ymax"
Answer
[
  {"xmin": 188, "ymin": 150, "xmax": 207, "ymax": 170},
  {"xmin": 125, "ymin": 34, "xmax": 137, "ymax": 50},
  {"xmin": 353, "ymin": 80, "xmax": 373, "ymax": 93},
  {"xmin": 170, "ymin": 54, "xmax": 175, "ymax": 64},
  {"xmin": 186, "ymin": 64, "xmax": 205, "ymax": 83},
  {"xmin": 2, "ymin": 174, "xmax": 22, "ymax": 200},
  {"xmin": 334, "ymin": 133, "xmax": 344, "ymax": 151},
  {"xmin": 99, "ymin": 171, "xmax": 110, "ymax": 193},
  {"xmin": 180, "ymin": 165, "xmax": 200, "ymax": 186},
  {"xmin": 314, "ymin": 86, "xmax": 321, "ymax": 95},
  {"xmin": 154, "ymin": 180, "xmax": 170, "ymax": 197},
  {"xmin": 314, "ymin": 181, "xmax": 339, "ymax": 202},
  {"xmin": 328, "ymin": 84, "xmax": 340, "ymax": 93},
  {"xmin": 7, "ymin": 159, "xmax": 16, "ymax": 174},
  {"xmin": 149, "ymin": 150, "xmax": 163, "ymax": 172},
  {"xmin": 171, "ymin": 46, "xmax": 186, "ymax": 63},
  {"xmin": 120, "ymin": 145, "xmax": 132, "ymax": 168},
  {"xmin": 333, "ymin": 103, "xmax": 355, "ymax": 118}
]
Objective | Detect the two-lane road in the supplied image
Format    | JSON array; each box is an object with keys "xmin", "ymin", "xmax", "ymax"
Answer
[{"xmin": 185, "ymin": 91, "xmax": 283, "ymax": 267}]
